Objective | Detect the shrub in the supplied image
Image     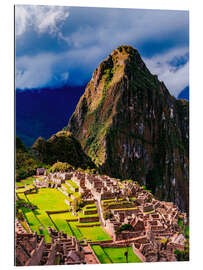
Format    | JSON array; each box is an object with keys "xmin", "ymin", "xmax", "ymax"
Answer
[
  {"xmin": 117, "ymin": 223, "xmax": 134, "ymax": 233},
  {"xmin": 49, "ymin": 162, "xmax": 74, "ymax": 173}
]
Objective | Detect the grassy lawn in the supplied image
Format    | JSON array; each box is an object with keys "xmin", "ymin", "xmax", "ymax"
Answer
[
  {"xmin": 26, "ymin": 188, "xmax": 69, "ymax": 211},
  {"xmin": 102, "ymin": 198, "xmax": 124, "ymax": 203},
  {"xmin": 72, "ymin": 192, "xmax": 80, "ymax": 199},
  {"xmin": 113, "ymin": 207, "xmax": 137, "ymax": 211},
  {"xmin": 185, "ymin": 226, "xmax": 189, "ymax": 239},
  {"xmin": 85, "ymin": 204, "xmax": 96, "ymax": 209},
  {"xmin": 25, "ymin": 184, "xmax": 35, "ymax": 189},
  {"xmin": 143, "ymin": 209, "xmax": 155, "ymax": 214},
  {"xmin": 103, "ymin": 200, "xmax": 131, "ymax": 206},
  {"xmin": 60, "ymin": 220, "xmax": 112, "ymax": 242},
  {"xmin": 91, "ymin": 245, "xmax": 112, "ymax": 264},
  {"xmin": 17, "ymin": 188, "xmax": 71, "ymax": 242},
  {"xmin": 20, "ymin": 220, "xmax": 30, "ymax": 232},
  {"xmin": 78, "ymin": 212, "xmax": 98, "ymax": 218},
  {"xmin": 62, "ymin": 184, "xmax": 74, "ymax": 194},
  {"xmin": 66, "ymin": 180, "xmax": 79, "ymax": 189},
  {"xmin": 50, "ymin": 212, "xmax": 78, "ymax": 235},
  {"xmin": 16, "ymin": 182, "xmax": 25, "ymax": 187},
  {"xmin": 79, "ymin": 226, "xmax": 112, "ymax": 241},
  {"xmin": 77, "ymin": 222, "xmax": 100, "ymax": 227},
  {"xmin": 61, "ymin": 184, "xmax": 79, "ymax": 199},
  {"xmin": 16, "ymin": 187, "xmax": 32, "ymax": 193},
  {"xmin": 17, "ymin": 193, "xmax": 28, "ymax": 202},
  {"xmin": 68, "ymin": 222, "xmax": 83, "ymax": 240},
  {"xmin": 21, "ymin": 206, "xmax": 41, "ymax": 234},
  {"xmin": 103, "ymin": 247, "xmax": 142, "ymax": 263},
  {"xmin": 16, "ymin": 188, "xmax": 112, "ymax": 244},
  {"xmin": 21, "ymin": 206, "xmax": 53, "ymax": 242},
  {"xmin": 22, "ymin": 177, "xmax": 35, "ymax": 185}
]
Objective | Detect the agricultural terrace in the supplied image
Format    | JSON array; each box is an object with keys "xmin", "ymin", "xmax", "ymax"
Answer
[
  {"xmin": 16, "ymin": 181, "xmax": 112, "ymax": 243},
  {"xmin": 15, "ymin": 177, "xmax": 39, "ymax": 193},
  {"xmin": 92, "ymin": 245, "xmax": 142, "ymax": 263},
  {"xmin": 17, "ymin": 188, "xmax": 69, "ymax": 242}
]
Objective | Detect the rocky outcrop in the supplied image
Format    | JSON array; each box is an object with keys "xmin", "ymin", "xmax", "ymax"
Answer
[{"xmin": 67, "ymin": 45, "xmax": 189, "ymax": 212}]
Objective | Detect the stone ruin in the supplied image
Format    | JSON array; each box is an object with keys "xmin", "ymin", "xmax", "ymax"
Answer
[
  {"xmin": 18, "ymin": 169, "xmax": 188, "ymax": 263},
  {"xmin": 15, "ymin": 228, "xmax": 86, "ymax": 266}
]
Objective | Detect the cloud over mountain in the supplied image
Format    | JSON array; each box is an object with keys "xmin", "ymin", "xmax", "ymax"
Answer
[{"xmin": 15, "ymin": 5, "xmax": 189, "ymax": 96}]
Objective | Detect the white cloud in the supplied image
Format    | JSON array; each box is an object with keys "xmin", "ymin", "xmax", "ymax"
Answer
[
  {"xmin": 144, "ymin": 47, "xmax": 189, "ymax": 97},
  {"xmin": 60, "ymin": 72, "xmax": 69, "ymax": 81},
  {"xmin": 59, "ymin": 8, "xmax": 188, "ymax": 52},
  {"xmin": 15, "ymin": 7, "xmax": 189, "ymax": 92},
  {"xmin": 15, "ymin": 5, "xmax": 69, "ymax": 36},
  {"xmin": 15, "ymin": 6, "xmax": 30, "ymax": 36},
  {"xmin": 16, "ymin": 53, "xmax": 57, "ymax": 88},
  {"xmin": 15, "ymin": 45, "xmax": 189, "ymax": 94}
]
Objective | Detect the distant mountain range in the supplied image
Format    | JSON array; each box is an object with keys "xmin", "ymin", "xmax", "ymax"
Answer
[
  {"xmin": 178, "ymin": 86, "xmax": 189, "ymax": 100},
  {"xmin": 16, "ymin": 85, "xmax": 189, "ymax": 148},
  {"xmin": 16, "ymin": 85, "xmax": 86, "ymax": 146}
]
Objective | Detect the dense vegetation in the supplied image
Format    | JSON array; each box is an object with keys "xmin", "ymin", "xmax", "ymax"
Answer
[
  {"xmin": 32, "ymin": 131, "xmax": 96, "ymax": 170},
  {"xmin": 16, "ymin": 132, "xmax": 97, "ymax": 181},
  {"xmin": 16, "ymin": 137, "xmax": 44, "ymax": 181}
]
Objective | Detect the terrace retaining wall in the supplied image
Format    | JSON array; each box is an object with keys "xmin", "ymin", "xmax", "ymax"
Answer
[
  {"xmin": 88, "ymin": 240, "xmax": 113, "ymax": 245},
  {"xmin": 46, "ymin": 210, "xmax": 70, "ymax": 215},
  {"xmin": 66, "ymin": 218, "xmax": 78, "ymax": 222},
  {"xmin": 76, "ymin": 224, "xmax": 100, "ymax": 228},
  {"xmin": 83, "ymin": 210, "xmax": 98, "ymax": 215},
  {"xmin": 79, "ymin": 216, "xmax": 99, "ymax": 223}
]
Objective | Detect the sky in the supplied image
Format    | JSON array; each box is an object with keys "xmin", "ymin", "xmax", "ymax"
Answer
[{"xmin": 15, "ymin": 5, "xmax": 189, "ymax": 97}]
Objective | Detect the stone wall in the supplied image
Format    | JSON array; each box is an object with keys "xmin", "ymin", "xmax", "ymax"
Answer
[
  {"xmin": 45, "ymin": 244, "xmax": 57, "ymax": 265},
  {"xmin": 66, "ymin": 218, "xmax": 78, "ymax": 222},
  {"xmin": 88, "ymin": 240, "xmax": 113, "ymax": 245},
  {"xmin": 25, "ymin": 237, "xmax": 45, "ymax": 266},
  {"xmin": 112, "ymin": 208, "xmax": 139, "ymax": 215},
  {"xmin": 78, "ymin": 216, "xmax": 99, "ymax": 223},
  {"xmin": 115, "ymin": 231, "xmax": 145, "ymax": 241},
  {"xmin": 83, "ymin": 209, "xmax": 98, "ymax": 215},
  {"xmin": 107, "ymin": 203, "xmax": 137, "ymax": 210},
  {"xmin": 132, "ymin": 243, "xmax": 146, "ymax": 262},
  {"xmin": 83, "ymin": 200, "xmax": 95, "ymax": 205},
  {"xmin": 47, "ymin": 210, "xmax": 70, "ymax": 215},
  {"xmin": 76, "ymin": 224, "xmax": 100, "ymax": 228}
]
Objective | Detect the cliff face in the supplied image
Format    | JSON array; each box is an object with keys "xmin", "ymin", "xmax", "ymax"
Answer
[{"xmin": 67, "ymin": 45, "xmax": 189, "ymax": 212}]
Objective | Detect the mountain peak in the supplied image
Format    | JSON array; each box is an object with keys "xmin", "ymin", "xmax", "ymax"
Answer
[
  {"xmin": 67, "ymin": 45, "xmax": 189, "ymax": 212},
  {"xmin": 92, "ymin": 45, "xmax": 147, "ymax": 84}
]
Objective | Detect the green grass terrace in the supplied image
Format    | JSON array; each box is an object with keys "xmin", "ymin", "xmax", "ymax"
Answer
[
  {"xmin": 92, "ymin": 245, "xmax": 142, "ymax": 263},
  {"xmin": 16, "ymin": 188, "xmax": 70, "ymax": 242},
  {"xmin": 16, "ymin": 187, "xmax": 112, "ymax": 243}
]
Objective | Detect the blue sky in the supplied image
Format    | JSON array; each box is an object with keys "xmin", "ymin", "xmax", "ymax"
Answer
[{"xmin": 15, "ymin": 5, "xmax": 189, "ymax": 97}]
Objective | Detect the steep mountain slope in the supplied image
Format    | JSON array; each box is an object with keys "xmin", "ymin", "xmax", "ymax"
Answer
[
  {"xmin": 67, "ymin": 45, "xmax": 189, "ymax": 212},
  {"xmin": 32, "ymin": 131, "xmax": 96, "ymax": 170}
]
